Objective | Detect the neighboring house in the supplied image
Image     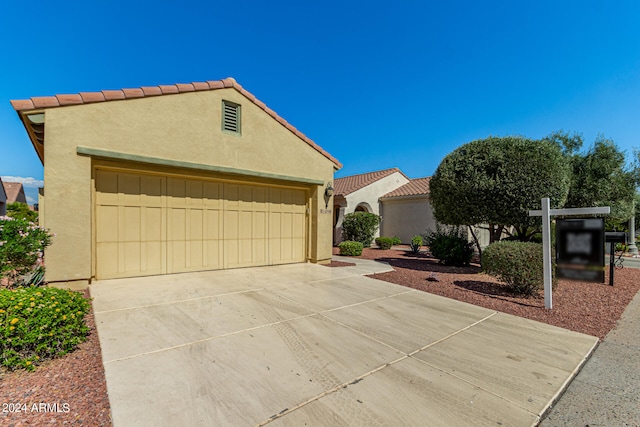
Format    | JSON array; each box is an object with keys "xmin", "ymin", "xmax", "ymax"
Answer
[
  {"xmin": 3, "ymin": 181, "xmax": 27, "ymax": 204},
  {"xmin": 334, "ymin": 168, "xmax": 500, "ymax": 248},
  {"xmin": 379, "ymin": 177, "xmax": 436, "ymax": 243},
  {"xmin": 12, "ymin": 77, "xmax": 341, "ymax": 287},
  {"xmin": 333, "ymin": 168, "xmax": 410, "ymax": 244},
  {"xmin": 0, "ymin": 177, "xmax": 7, "ymax": 216}
]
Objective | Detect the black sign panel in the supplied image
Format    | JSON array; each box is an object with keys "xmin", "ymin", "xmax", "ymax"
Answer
[{"xmin": 556, "ymin": 218, "xmax": 605, "ymax": 282}]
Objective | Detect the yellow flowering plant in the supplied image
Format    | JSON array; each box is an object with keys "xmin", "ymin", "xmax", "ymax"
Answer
[{"xmin": 0, "ymin": 286, "xmax": 90, "ymax": 371}]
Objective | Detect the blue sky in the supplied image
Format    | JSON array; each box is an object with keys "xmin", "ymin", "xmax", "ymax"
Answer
[{"xmin": 2, "ymin": 1, "xmax": 640, "ymax": 204}]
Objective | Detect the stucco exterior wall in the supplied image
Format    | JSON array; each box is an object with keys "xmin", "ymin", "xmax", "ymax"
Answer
[
  {"xmin": 380, "ymin": 196, "xmax": 436, "ymax": 243},
  {"xmin": 41, "ymin": 88, "xmax": 337, "ymax": 283}
]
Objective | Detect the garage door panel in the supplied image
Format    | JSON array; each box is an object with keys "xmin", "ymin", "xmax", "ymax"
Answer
[
  {"xmin": 281, "ymin": 213, "xmax": 293, "ymax": 238},
  {"xmin": 167, "ymin": 178, "xmax": 186, "ymax": 203},
  {"xmin": 205, "ymin": 211, "xmax": 221, "ymax": 240},
  {"xmin": 123, "ymin": 207, "xmax": 142, "ymax": 242},
  {"xmin": 146, "ymin": 242, "xmax": 163, "ymax": 273},
  {"xmin": 123, "ymin": 242, "xmax": 142, "ymax": 272},
  {"xmin": 253, "ymin": 186, "xmax": 267, "ymax": 204},
  {"xmin": 168, "ymin": 241, "xmax": 186, "ymax": 273},
  {"xmin": 189, "ymin": 241, "xmax": 204, "ymax": 267},
  {"xmin": 141, "ymin": 176, "xmax": 164, "ymax": 203},
  {"xmin": 97, "ymin": 205, "xmax": 118, "ymax": 242},
  {"xmin": 253, "ymin": 211, "xmax": 267, "ymax": 239},
  {"xmin": 203, "ymin": 182, "xmax": 223, "ymax": 208},
  {"xmin": 270, "ymin": 188, "xmax": 282, "ymax": 206},
  {"xmin": 96, "ymin": 243, "xmax": 118, "ymax": 277},
  {"xmin": 145, "ymin": 208, "xmax": 163, "ymax": 241},
  {"xmin": 205, "ymin": 240, "xmax": 223, "ymax": 269},
  {"xmin": 168, "ymin": 209, "xmax": 186, "ymax": 240},
  {"xmin": 292, "ymin": 238, "xmax": 304, "ymax": 261},
  {"xmin": 292, "ymin": 214, "xmax": 305, "ymax": 238},
  {"xmin": 281, "ymin": 239, "xmax": 293, "ymax": 262},
  {"xmin": 239, "ymin": 185, "xmax": 254, "ymax": 209},
  {"xmin": 239, "ymin": 239, "xmax": 254, "ymax": 265},
  {"xmin": 269, "ymin": 213, "xmax": 281, "ymax": 238},
  {"xmin": 189, "ymin": 210, "xmax": 203, "ymax": 238},
  {"xmin": 253, "ymin": 239, "xmax": 267, "ymax": 265},
  {"xmin": 96, "ymin": 171, "xmax": 307, "ymax": 279},
  {"xmin": 120, "ymin": 173, "xmax": 143, "ymax": 205},
  {"xmin": 95, "ymin": 171, "xmax": 119, "ymax": 204},
  {"xmin": 224, "ymin": 211, "xmax": 239, "ymax": 239},
  {"xmin": 226, "ymin": 184, "xmax": 240, "ymax": 206},
  {"xmin": 239, "ymin": 211, "xmax": 253, "ymax": 239},
  {"xmin": 186, "ymin": 180, "xmax": 203, "ymax": 206},
  {"xmin": 225, "ymin": 239, "xmax": 239, "ymax": 268}
]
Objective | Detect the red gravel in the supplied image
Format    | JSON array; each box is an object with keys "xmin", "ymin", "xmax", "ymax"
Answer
[
  {"xmin": 323, "ymin": 260, "xmax": 357, "ymax": 267},
  {"xmin": 0, "ymin": 290, "xmax": 112, "ymax": 426},
  {"xmin": 334, "ymin": 246, "xmax": 640, "ymax": 340}
]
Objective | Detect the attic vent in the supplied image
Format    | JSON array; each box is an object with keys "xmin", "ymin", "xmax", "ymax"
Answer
[{"xmin": 222, "ymin": 100, "xmax": 241, "ymax": 134}]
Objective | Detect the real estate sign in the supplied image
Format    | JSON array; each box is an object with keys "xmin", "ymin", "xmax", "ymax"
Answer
[{"xmin": 556, "ymin": 218, "xmax": 605, "ymax": 283}]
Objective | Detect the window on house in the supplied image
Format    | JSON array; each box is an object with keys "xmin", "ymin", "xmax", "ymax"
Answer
[{"xmin": 222, "ymin": 100, "xmax": 241, "ymax": 134}]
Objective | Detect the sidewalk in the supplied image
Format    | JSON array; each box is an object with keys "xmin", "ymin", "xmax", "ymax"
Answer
[{"xmin": 540, "ymin": 287, "xmax": 640, "ymax": 425}]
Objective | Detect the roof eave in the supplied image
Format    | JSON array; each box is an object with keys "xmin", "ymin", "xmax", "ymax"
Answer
[{"xmin": 380, "ymin": 194, "xmax": 430, "ymax": 201}]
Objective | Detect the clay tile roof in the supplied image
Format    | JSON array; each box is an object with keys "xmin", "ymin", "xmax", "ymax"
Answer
[
  {"xmin": 3, "ymin": 182, "xmax": 27, "ymax": 204},
  {"xmin": 122, "ymin": 88, "xmax": 145, "ymax": 98},
  {"xmin": 56, "ymin": 94, "xmax": 83, "ymax": 106},
  {"xmin": 31, "ymin": 97, "xmax": 60, "ymax": 109},
  {"xmin": 11, "ymin": 77, "xmax": 342, "ymax": 168},
  {"xmin": 334, "ymin": 168, "xmax": 407, "ymax": 196},
  {"xmin": 79, "ymin": 92, "xmax": 106, "ymax": 103},
  {"xmin": 381, "ymin": 177, "xmax": 431, "ymax": 199}
]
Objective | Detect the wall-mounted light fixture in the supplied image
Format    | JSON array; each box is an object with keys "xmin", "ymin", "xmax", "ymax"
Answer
[{"xmin": 324, "ymin": 182, "xmax": 334, "ymax": 208}]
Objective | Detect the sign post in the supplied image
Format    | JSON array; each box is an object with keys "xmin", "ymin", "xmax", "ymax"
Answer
[{"xmin": 529, "ymin": 198, "xmax": 610, "ymax": 309}]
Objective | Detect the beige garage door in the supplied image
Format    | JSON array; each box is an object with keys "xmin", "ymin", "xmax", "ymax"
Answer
[{"xmin": 95, "ymin": 170, "xmax": 307, "ymax": 279}]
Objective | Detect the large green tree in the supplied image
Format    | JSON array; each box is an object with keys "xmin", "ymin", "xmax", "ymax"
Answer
[
  {"xmin": 544, "ymin": 131, "xmax": 639, "ymax": 226},
  {"xmin": 429, "ymin": 136, "xmax": 571, "ymax": 247}
]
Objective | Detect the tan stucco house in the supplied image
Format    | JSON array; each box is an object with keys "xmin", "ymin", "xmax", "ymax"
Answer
[
  {"xmin": 379, "ymin": 177, "xmax": 436, "ymax": 243},
  {"xmin": 12, "ymin": 77, "xmax": 341, "ymax": 287},
  {"xmin": 333, "ymin": 168, "xmax": 409, "ymax": 243},
  {"xmin": 333, "ymin": 168, "xmax": 436, "ymax": 244}
]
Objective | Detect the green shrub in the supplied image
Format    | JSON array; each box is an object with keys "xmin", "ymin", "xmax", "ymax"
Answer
[
  {"xmin": 0, "ymin": 216, "xmax": 53, "ymax": 287},
  {"xmin": 375, "ymin": 237, "xmax": 394, "ymax": 250},
  {"xmin": 6, "ymin": 203, "xmax": 38, "ymax": 223},
  {"xmin": 338, "ymin": 241, "xmax": 364, "ymax": 256},
  {"xmin": 409, "ymin": 235, "xmax": 423, "ymax": 254},
  {"xmin": 342, "ymin": 212, "xmax": 380, "ymax": 247},
  {"xmin": 482, "ymin": 241, "xmax": 556, "ymax": 296},
  {"xmin": 1, "ymin": 286, "xmax": 91, "ymax": 371},
  {"xmin": 424, "ymin": 226, "xmax": 474, "ymax": 266},
  {"xmin": 391, "ymin": 236, "xmax": 402, "ymax": 246}
]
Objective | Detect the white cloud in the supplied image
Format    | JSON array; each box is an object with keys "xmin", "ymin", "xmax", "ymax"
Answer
[{"xmin": 1, "ymin": 176, "xmax": 44, "ymax": 188}]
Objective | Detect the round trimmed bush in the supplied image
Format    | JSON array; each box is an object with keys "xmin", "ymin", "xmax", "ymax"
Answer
[
  {"xmin": 482, "ymin": 241, "xmax": 555, "ymax": 296},
  {"xmin": 1, "ymin": 287, "xmax": 91, "ymax": 371},
  {"xmin": 375, "ymin": 237, "xmax": 394, "ymax": 250},
  {"xmin": 338, "ymin": 241, "xmax": 364, "ymax": 256}
]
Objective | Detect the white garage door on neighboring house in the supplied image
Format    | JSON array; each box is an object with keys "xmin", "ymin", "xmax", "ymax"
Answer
[{"xmin": 95, "ymin": 169, "xmax": 307, "ymax": 279}]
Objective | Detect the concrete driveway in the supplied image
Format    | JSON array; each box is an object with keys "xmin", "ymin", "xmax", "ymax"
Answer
[{"xmin": 91, "ymin": 259, "xmax": 598, "ymax": 427}]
